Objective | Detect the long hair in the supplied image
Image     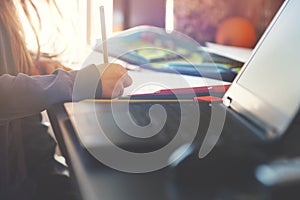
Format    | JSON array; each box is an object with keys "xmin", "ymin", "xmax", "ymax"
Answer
[
  {"xmin": 0, "ymin": 0, "xmax": 33, "ymax": 75},
  {"xmin": 0, "ymin": 1, "xmax": 61, "ymax": 195},
  {"xmin": 0, "ymin": 0, "xmax": 61, "ymax": 75}
]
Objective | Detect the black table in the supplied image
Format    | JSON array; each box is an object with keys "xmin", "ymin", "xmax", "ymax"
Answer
[{"xmin": 47, "ymin": 102, "xmax": 300, "ymax": 200}]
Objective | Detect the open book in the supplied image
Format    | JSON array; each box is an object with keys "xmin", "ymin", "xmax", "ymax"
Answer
[{"xmin": 94, "ymin": 26, "xmax": 240, "ymax": 82}]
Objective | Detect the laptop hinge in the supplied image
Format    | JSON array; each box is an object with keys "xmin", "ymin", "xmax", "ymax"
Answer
[
  {"xmin": 227, "ymin": 98, "xmax": 278, "ymax": 140},
  {"xmin": 223, "ymin": 96, "xmax": 232, "ymax": 107}
]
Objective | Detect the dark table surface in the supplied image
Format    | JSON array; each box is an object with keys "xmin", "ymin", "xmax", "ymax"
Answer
[{"xmin": 47, "ymin": 102, "xmax": 300, "ymax": 200}]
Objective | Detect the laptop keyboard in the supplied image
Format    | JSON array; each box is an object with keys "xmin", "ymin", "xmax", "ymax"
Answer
[
  {"xmin": 73, "ymin": 101, "xmax": 212, "ymax": 154},
  {"xmin": 120, "ymin": 102, "xmax": 204, "ymax": 151}
]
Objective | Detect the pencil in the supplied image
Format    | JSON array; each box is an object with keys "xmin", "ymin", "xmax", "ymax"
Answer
[
  {"xmin": 83, "ymin": 99, "xmax": 195, "ymax": 103},
  {"xmin": 100, "ymin": 5, "xmax": 108, "ymax": 64}
]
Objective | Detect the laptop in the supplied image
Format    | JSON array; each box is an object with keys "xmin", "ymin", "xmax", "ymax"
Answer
[
  {"xmin": 223, "ymin": 0, "xmax": 300, "ymax": 139},
  {"xmin": 66, "ymin": 0, "xmax": 299, "ymax": 171}
]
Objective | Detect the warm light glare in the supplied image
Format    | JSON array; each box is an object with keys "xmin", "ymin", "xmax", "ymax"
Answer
[{"xmin": 19, "ymin": 0, "xmax": 114, "ymax": 65}]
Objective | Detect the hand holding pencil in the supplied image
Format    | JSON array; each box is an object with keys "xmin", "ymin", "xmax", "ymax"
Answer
[
  {"xmin": 98, "ymin": 6, "xmax": 132, "ymax": 98},
  {"xmin": 100, "ymin": 63, "xmax": 132, "ymax": 98}
]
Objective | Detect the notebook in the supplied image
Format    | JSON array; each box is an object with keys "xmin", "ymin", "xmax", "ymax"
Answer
[
  {"xmin": 93, "ymin": 25, "xmax": 239, "ymax": 82},
  {"xmin": 66, "ymin": 0, "xmax": 299, "ymax": 160}
]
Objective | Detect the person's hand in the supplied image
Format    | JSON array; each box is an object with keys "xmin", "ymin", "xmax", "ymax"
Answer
[
  {"xmin": 31, "ymin": 57, "xmax": 72, "ymax": 75},
  {"xmin": 100, "ymin": 63, "xmax": 132, "ymax": 98}
]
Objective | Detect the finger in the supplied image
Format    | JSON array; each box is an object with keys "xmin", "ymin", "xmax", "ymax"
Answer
[
  {"xmin": 63, "ymin": 66, "xmax": 72, "ymax": 71},
  {"xmin": 53, "ymin": 61, "xmax": 66, "ymax": 70},
  {"xmin": 111, "ymin": 84, "xmax": 124, "ymax": 98},
  {"xmin": 122, "ymin": 74, "xmax": 133, "ymax": 87},
  {"xmin": 118, "ymin": 88, "xmax": 124, "ymax": 97}
]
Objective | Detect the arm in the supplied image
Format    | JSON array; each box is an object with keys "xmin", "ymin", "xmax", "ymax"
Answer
[
  {"xmin": 0, "ymin": 69, "xmax": 77, "ymax": 122},
  {"xmin": 0, "ymin": 63, "xmax": 132, "ymax": 123}
]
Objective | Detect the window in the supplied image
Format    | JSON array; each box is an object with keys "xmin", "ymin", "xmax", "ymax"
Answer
[{"xmin": 20, "ymin": 0, "xmax": 113, "ymax": 66}]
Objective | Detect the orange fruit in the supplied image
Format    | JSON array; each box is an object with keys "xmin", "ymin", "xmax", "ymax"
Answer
[{"xmin": 215, "ymin": 17, "xmax": 257, "ymax": 48}]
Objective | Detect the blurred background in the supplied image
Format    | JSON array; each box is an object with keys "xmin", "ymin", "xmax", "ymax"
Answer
[{"xmin": 20, "ymin": 0, "xmax": 284, "ymax": 65}]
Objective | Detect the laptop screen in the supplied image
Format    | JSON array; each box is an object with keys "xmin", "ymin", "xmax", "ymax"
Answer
[{"xmin": 224, "ymin": 0, "xmax": 300, "ymax": 138}]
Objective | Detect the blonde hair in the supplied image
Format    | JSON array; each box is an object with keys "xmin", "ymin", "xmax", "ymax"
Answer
[
  {"xmin": 0, "ymin": 0, "xmax": 61, "ymax": 75},
  {"xmin": 0, "ymin": 0, "xmax": 32, "ymax": 74}
]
